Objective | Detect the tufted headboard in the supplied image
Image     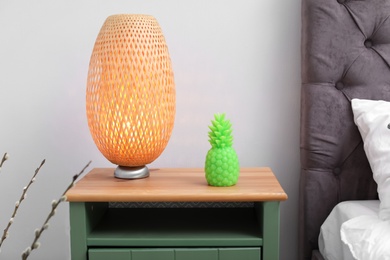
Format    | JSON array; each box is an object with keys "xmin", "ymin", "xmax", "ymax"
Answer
[{"xmin": 299, "ymin": 0, "xmax": 390, "ymax": 259}]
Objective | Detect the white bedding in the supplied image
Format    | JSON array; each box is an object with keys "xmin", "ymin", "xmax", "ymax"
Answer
[
  {"xmin": 318, "ymin": 200, "xmax": 380, "ymax": 260},
  {"xmin": 341, "ymin": 213, "xmax": 390, "ymax": 260}
]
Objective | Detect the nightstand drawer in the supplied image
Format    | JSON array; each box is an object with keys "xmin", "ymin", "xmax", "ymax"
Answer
[{"xmin": 88, "ymin": 247, "xmax": 261, "ymax": 260}]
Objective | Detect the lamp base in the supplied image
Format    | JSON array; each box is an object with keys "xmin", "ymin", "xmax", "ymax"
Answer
[{"xmin": 114, "ymin": 166, "xmax": 150, "ymax": 179}]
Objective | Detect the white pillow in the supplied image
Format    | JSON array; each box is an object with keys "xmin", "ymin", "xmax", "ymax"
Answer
[{"xmin": 351, "ymin": 98, "xmax": 390, "ymax": 221}]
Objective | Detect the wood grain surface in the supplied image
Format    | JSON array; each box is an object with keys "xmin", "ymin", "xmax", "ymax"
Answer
[{"xmin": 66, "ymin": 167, "xmax": 287, "ymax": 202}]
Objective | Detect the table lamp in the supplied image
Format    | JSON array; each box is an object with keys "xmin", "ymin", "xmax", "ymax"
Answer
[{"xmin": 86, "ymin": 14, "xmax": 176, "ymax": 179}]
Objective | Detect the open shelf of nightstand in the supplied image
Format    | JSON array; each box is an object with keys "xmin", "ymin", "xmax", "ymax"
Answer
[{"xmin": 87, "ymin": 207, "xmax": 262, "ymax": 247}]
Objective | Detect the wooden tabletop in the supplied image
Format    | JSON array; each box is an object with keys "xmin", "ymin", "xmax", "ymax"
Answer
[{"xmin": 65, "ymin": 167, "xmax": 287, "ymax": 202}]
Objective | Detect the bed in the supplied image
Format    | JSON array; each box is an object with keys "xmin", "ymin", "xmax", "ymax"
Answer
[{"xmin": 299, "ymin": 0, "xmax": 390, "ymax": 259}]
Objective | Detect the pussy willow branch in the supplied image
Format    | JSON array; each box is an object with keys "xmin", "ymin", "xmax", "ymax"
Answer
[
  {"xmin": 0, "ymin": 153, "xmax": 9, "ymax": 173},
  {"xmin": 0, "ymin": 159, "xmax": 46, "ymax": 250},
  {"xmin": 21, "ymin": 161, "xmax": 91, "ymax": 260}
]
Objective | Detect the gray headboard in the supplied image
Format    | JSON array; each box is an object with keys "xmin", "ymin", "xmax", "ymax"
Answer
[{"xmin": 299, "ymin": 0, "xmax": 390, "ymax": 259}]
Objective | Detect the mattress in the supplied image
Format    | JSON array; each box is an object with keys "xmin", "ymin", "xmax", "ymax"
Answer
[{"xmin": 318, "ymin": 200, "xmax": 380, "ymax": 260}]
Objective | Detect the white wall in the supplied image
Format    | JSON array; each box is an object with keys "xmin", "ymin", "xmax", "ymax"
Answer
[{"xmin": 0, "ymin": 0, "xmax": 301, "ymax": 259}]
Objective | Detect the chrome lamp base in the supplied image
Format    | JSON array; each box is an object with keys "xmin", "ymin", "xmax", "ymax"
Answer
[{"xmin": 114, "ymin": 165, "xmax": 150, "ymax": 179}]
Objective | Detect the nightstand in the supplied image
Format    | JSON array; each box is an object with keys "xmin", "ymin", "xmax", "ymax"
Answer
[{"xmin": 66, "ymin": 167, "xmax": 287, "ymax": 260}]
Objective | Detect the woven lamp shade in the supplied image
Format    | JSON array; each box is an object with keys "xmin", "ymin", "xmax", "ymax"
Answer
[{"xmin": 86, "ymin": 14, "xmax": 175, "ymax": 170}]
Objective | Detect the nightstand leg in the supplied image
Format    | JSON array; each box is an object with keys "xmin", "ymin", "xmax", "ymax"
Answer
[
  {"xmin": 255, "ymin": 201, "xmax": 280, "ymax": 260},
  {"xmin": 69, "ymin": 202, "xmax": 88, "ymax": 260}
]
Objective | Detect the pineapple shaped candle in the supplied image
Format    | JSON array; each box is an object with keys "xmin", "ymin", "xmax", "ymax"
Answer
[{"xmin": 205, "ymin": 113, "xmax": 239, "ymax": 186}]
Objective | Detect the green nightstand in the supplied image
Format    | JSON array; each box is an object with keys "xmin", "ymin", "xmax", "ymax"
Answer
[{"xmin": 66, "ymin": 168, "xmax": 287, "ymax": 260}]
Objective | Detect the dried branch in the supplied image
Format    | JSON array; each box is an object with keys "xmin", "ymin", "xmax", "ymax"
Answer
[
  {"xmin": 0, "ymin": 159, "xmax": 46, "ymax": 250},
  {"xmin": 0, "ymin": 153, "xmax": 9, "ymax": 173},
  {"xmin": 21, "ymin": 161, "xmax": 91, "ymax": 260}
]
